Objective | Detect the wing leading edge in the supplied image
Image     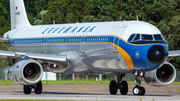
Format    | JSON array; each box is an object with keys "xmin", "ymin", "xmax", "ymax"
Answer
[
  {"xmin": 168, "ymin": 50, "xmax": 180, "ymax": 57},
  {"xmin": 0, "ymin": 50, "xmax": 68, "ymax": 68},
  {"xmin": 168, "ymin": 50, "xmax": 180, "ymax": 61},
  {"xmin": 0, "ymin": 38, "xmax": 9, "ymax": 42}
]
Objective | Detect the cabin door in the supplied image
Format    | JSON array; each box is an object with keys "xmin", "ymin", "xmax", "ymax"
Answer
[
  {"xmin": 43, "ymin": 31, "xmax": 50, "ymax": 53},
  {"xmin": 113, "ymin": 26, "xmax": 127, "ymax": 53},
  {"xmin": 80, "ymin": 32, "xmax": 87, "ymax": 53}
]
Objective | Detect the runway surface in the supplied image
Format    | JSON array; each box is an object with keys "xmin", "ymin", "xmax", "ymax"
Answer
[{"xmin": 0, "ymin": 83, "xmax": 180, "ymax": 101}]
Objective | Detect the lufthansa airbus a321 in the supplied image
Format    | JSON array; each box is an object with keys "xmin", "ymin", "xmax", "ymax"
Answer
[{"xmin": 0, "ymin": 0, "xmax": 179, "ymax": 95}]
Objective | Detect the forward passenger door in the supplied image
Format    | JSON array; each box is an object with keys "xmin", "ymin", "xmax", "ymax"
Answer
[{"xmin": 113, "ymin": 26, "xmax": 127, "ymax": 53}]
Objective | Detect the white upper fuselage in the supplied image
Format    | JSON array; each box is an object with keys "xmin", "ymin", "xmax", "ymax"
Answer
[{"xmin": 4, "ymin": 21, "xmax": 161, "ymax": 41}]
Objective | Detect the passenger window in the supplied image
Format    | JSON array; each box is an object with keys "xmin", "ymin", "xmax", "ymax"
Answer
[
  {"xmin": 133, "ymin": 34, "xmax": 140, "ymax": 41},
  {"xmin": 154, "ymin": 34, "xmax": 163, "ymax": 41},
  {"xmin": 142, "ymin": 34, "xmax": 153, "ymax": 41},
  {"xmin": 128, "ymin": 34, "xmax": 135, "ymax": 41}
]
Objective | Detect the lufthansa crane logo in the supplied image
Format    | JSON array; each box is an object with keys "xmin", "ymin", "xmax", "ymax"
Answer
[{"xmin": 135, "ymin": 51, "xmax": 140, "ymax": 58}]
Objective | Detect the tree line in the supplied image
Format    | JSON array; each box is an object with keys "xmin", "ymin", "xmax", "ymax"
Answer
[{"xmin": 0, "ymin": 0, "xmax": 180, "ymax": 69}]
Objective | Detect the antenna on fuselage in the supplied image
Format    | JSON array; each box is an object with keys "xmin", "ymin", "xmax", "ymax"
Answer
[
  {"xmin": 53, "ymin": 20, "xmax": 55, "ymax": 25},
  {"xmin": 136, "ymin": 16, "xmax": 139, "ymax": 21}
]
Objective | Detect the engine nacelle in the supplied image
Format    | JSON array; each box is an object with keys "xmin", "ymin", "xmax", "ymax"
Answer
[
  {"xmin": 143, "ymin": 62, "xmax": 176, "ymax": 86},
  {"xmin": 8, "ymin": 59, "xmax": 43, "ymax": 85}
]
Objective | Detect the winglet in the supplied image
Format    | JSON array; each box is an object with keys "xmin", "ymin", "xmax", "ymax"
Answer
[
  {"xmin": 10, "ymin": 0, "xmax": 31, "ymax": 30},
  {"xmin": 0, "ymin": 38, "xmax": 9, "ymax": 42}
]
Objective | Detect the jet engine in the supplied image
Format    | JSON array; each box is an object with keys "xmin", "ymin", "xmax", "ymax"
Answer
[
  {"xmin": 143, "ymin": 62, "xmax": 176, "ymax": 86},
  {"xmin": 8, "ymin": 59, "xmax": 43, "ymax": 85}
]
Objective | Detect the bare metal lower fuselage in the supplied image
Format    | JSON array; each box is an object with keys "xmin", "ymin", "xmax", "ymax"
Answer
[{"xmin": 11, "ymin": 42, "xmax": 130, "ymax": 74}]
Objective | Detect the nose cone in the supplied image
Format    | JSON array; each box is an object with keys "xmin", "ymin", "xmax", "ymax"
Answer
[{"xmin": 148, "ymin": 45, "xmax": 168, "ymax": 65}]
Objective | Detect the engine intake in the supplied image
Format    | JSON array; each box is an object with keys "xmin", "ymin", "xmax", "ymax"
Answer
[
  {"xmin": 143, "ymin": 62, "xmax": 176, "ymax": 86},
  {"xmin": 8, "ymin": 59, "xmax": 43, "ymax": 85}
]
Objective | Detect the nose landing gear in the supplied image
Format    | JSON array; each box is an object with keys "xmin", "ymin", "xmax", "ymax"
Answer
[{"xmin": 132, "ymin": 71, "xmax": 146, "ymax": 95}]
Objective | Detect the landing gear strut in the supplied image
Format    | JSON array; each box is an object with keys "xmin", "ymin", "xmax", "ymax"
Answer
[
  {"xmin": 132, "ymin": 71, "xmax": 145, "ymax": 95},
  {"xmin": 23, "ymin": 81, "xmax": 42, "ymax": 94},
  {"xmin": 109, "ymin": 73, "xmax": 128, "ymax": 95}
]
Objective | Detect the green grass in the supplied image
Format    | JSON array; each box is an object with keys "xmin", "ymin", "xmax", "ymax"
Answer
[
  {"xmin": 0, "ymin": 80, "xmax": 110, "ymax": 85},
  {"xmin": 0, "ymin": 99, "xmax": 75, "ymax": 101},
  {"xmin": 172, "ymin": 82, "xmax": 180, "ymax": 84},
  {"xmin": 41, "ymin": 80, "xmax": 110, "ymax": 85},
  {"xmin": 0, "ymin": 80, "xmax": 137, "ymax": 85},
  {"xmin": 0, "ymin": 80, "xmax": 180, "ymax": 85},
  {"xmin": 0, "ymin": 80, "xmax": 16, "ymax": 85}
]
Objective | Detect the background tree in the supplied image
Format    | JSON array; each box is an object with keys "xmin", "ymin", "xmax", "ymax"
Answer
[
  {"xmin": 43, "ymin": 0, "xmax": 89, "ymax": 24},
  {"xmin": 24, "ymin": 0, "xmax": 49, "ymax": 17}
]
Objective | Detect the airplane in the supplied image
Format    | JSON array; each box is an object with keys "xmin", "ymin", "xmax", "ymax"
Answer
[{"xmin": 0, "ymin": 0, "xmax": 179, "ymax": 95}]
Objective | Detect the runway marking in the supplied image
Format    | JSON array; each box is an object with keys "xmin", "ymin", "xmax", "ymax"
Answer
[
  {"xmin": 73, "ymin": 87, "xmax": 87, "ymax": 91},
  {"xmin": 161, "ymin": 90, "xmax": 170, "ymax": 92},
  {"xmin": 129, "ymin": 89, "xmax": 170, "ymax": 92}
]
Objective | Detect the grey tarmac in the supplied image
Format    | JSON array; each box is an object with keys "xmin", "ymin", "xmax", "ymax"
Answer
[{"xmin": 0, "ymin": 84, "xmax": 180, "ymax": 101}]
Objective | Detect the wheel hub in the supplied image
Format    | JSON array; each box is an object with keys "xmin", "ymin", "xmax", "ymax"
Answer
[{"xmin": 133, "ymin": 87, "xmax": 139, "ymax": 94}]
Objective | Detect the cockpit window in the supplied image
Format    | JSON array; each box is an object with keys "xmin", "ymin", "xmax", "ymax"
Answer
[
  {"xmin": 133, "ymin": 34, "xmax": 140, "ymax": 41},
  {"xmin": 142, "ymin": 34, "xmax": 153, "ymax": 41},
  {"xmin": 128, "ymin": 34, "xmax": 164, "ymax": 42},
  {"xmin": 128, "ymin": 34, "xmax": 135, "ymax": 41},
  {"xmin": 154, "ymin": 34, "xmax": 163, "ymax": 41}
]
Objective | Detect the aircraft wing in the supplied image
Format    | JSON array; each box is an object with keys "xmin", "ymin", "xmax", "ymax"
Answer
[
  {"xmin": 0, "ymin": 38, "xmax": 9, "ymax": 42},
  {"xmin": 169, "ymin": 50, "xmax": 180, "ymax": 57},
  {"xmin": 168, "ymin": 50, "xmax": 180, "ymax": 61},
  {"xmin": 0, "ymin": 50, "xmax": 68, "ymax": 66}
]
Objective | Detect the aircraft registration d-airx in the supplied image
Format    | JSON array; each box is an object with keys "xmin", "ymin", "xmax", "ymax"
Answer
[{"xmin": 0, "ymin": 0, "xmax": 180, "ymax": 95}]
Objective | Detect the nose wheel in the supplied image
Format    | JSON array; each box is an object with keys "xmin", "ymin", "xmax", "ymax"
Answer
[
  {"xmin": 132, "ymin": 71, "xmax": 146, "ymax": 96},
  {"xmin": 133, "ymin": 85, "xmax": 145, "ymax": 95}
]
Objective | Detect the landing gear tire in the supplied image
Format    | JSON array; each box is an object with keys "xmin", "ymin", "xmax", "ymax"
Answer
[
  {"xmin": 133, "ymin": 86, "xmax": 145, "ymax": 95},
  {"xmin": 120, "ymin": 81, "xmax": 128, "ymax": 95},
  {"xmin": 139, "ymin": 86, "xmax": 145, "ymax": 95},
  {"xmin": 34, "ymin": 81, "xmax": 42, "ymax": 94},
  {"xmin": 109, "ymin": 80, "xmax": 117, "ymax": 95},
  {"xmin": 132, "ymin": 71, "xmax": 146, "ymax": 96},
  {"xmin": 24, "ymin": 85, "xmax": 32, "ymax": 94},
  {"xmin": 23, "ymin": 81, "xmax": 42, "ymax": 94}
]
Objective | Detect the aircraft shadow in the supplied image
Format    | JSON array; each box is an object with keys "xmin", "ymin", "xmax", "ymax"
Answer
[{"xmin": 11, "ymin": 91, "xmax": 173, "ymax": 97}]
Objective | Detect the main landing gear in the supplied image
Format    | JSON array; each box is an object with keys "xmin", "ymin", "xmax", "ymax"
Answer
[
  {"xmin": 109, "ymin": 73, "xmax": 128, "ymax": 95},
  {"xmin": 24, "ymin": 81, "xmax": 42, "ymax": 94},
  {"xmin": 132, "ymin": 71, "xmax": 145, "ymax": 95}
]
